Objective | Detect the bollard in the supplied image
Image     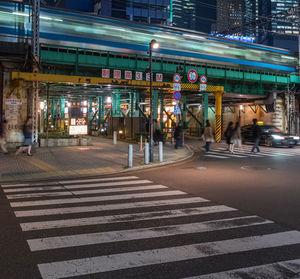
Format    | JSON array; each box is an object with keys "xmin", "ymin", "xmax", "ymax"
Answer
[
  {"xmin": 113, "ymin": 131, "xmax": 117, "ymax": 145},
  {"xmin": 182, "ymin": 131, "xmax": 185, "ymax": 147},
  {"xmin": 140, "ymin": 135, "xmax": 143, "ymax": 151},
  {"xmin": 159, "ymin": 141, "xmax": 163, "ymax": 162},
  {"xmin": 171, "ymin": 136, "xmax": 174, "ymax": 145},
  {"xmin": 128, "ymin": 144, "xmax": 133, "ymax": 168},
  {"xmin": 144, "ymin": 142, "xmax": 149, "ymax": 165}
]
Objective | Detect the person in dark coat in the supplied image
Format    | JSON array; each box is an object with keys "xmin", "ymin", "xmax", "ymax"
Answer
[
  {"xmin": 174, "ymin": 124, "xmax": 182, "ymax": 149},
  {"xmin": 225, "ymin": 121, "xmax": 234, "ymax": 152},
  {"xmin": 251, "ymin": 118, "xmax": 261, "ymax": 153}
]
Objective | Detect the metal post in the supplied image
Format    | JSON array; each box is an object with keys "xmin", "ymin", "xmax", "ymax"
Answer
[
  {"xmin": 203, "ymin": 92, "xmax": 208, "ymax": 126},
  {"xmin": 46, "ymin": 83, "xmax": 49, "ymax": 140},
  {"xmin": 149, "ymin": 42, "xmax": 154, "ymax": 162},
  {"xmin": 113, "ymin": 131, "xmax": 117, "ymax": 144},
  {"xmin": 128, "ymin": 144, "xmax": 133, "ymax": 168},
  {"xmin": 159, "ymin": 141, "xmax": 163, "ymax": 162},
  {"xmin": 144, "ymin": 142, "xmax": 149, "ymax": 165}
]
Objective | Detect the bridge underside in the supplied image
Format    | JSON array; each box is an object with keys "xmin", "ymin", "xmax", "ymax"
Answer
[{"xmin": 1, "ymin": 42, "xmax": 300, "ymax": 144}]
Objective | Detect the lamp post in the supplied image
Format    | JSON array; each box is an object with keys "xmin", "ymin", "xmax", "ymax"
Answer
[{"xmin": 149, "ymin": 39, "xmax": 159, "ymax": 162}]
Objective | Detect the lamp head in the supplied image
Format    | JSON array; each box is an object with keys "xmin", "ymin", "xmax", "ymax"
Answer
[{"xmin": 150, "ymin": 39, "xmax": 159, "ymax": 49}]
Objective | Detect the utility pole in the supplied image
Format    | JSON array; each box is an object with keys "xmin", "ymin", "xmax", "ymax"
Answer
[{"xmin": 31, "ymin": 0, "xmax": 40, "ymax": 144}]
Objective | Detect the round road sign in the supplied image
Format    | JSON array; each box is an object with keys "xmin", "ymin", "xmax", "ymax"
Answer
[
  {"xmin": 187, "ymin": 69, "xmax": 198, "ymax": 83},
  {"xmin": 200, "ymin": 75, "xmax": 208, "ymax": 84},
  {"xmin": 173, "ymin": 73, "xmax": 181, "ymax": 83},
  {"xmin": 173, "ymin": 91, "xmax": 181, "ymax": 101}
]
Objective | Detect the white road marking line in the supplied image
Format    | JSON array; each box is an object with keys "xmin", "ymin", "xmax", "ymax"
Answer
[
  {"xmin": 6, "ymin": 185, "xmax": 167, "ymax": 200},
  {"xmin": 20, "ymin": 205, "xmax": 236, "ymax": 231},
  {"xmin": 38, "ymin": 231, "xmax": 300, "ymax": 279},
  {"xmin": 10, "ymin": 190, "xmax": 187, "ymax": 208},
  {"xmin": 185, "ymin": 258, "xmax": 300, "ymax": 278},
  {"xmin": 60, "ymin": 176, "xmax": 139, "ymax": 184},
  {"xmin": 211, "ymin": 148, "xmax": 263, "ymax": 157},
  {"xmin": 14, "ymin": 197, "xmax": 209, "ymax": 217},
  {"xmin": 4, "ymin": 186, "xmax": 64, "ymax": 193},
  {"xmin": 207, "ymin": 151, "xmax": 246, "ymax": 158},
  {"xmin": 204, "ymin": 154, "xmax": 228, "ymax": 159},
  {"xmin": 28, "ymin": 216, "xmax": 271, "ymax": 251},
  {"xmin": 4, "ymin": 180, "xmax": 152, "ymax": 193},
  {"xmin": 1, "ymin": 176, "xmax": 139, "ymax": 189}
]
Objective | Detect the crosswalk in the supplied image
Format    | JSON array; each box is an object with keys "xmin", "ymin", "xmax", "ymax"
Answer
[
  {"xmin": 2, "ymin": 175, "xmax": 300, "ymax": 278},
  {"xmin": 203, "ymin": 146, "xmax": 300, "ymax": 160}
]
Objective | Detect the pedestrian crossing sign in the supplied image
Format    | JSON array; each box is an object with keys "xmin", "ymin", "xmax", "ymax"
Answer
[{"xmin": 174, "ymin": 104, "xmax": 181, "ymax": 115}]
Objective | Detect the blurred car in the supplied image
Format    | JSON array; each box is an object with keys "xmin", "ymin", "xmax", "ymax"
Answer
[{"xmin": 241, "ymin": 124, "xmax": 299, "ymax": 147}]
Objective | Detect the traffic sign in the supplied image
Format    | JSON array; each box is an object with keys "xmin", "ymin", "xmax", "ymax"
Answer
[
  {"xmin": 173, "ymin": 73, "xmax": 181, "ymax": 83},
  {"xmin": 174, "ymin": 104, "xmax": 181, "ymax": 115},
  {"xmin": 187, "ymin": 69, "xmax": 198, "ymax": 83},
  {"xmin": 200, "ymin": 75, "xmax": 208, "ymax": 84},
  {"xmin": 173, "ymin": 91, "xmax": 181, "ymax": 101},
  {"xmin": 173, "ymin": 83, "xmax": 181, "ymax": 91}
]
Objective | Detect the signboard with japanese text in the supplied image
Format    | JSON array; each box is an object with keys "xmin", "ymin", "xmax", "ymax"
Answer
[
  {"xmin": 156, "ymin": 73, "xmax": 163, "ymax": 82},
  {"xmin": 5, "ymin": 99, "xmax": 22, "ymax": 105},
  {"xmin": 135, "ymin": 72, "xmax": 143, "ymax": 81},
  {"xmin": 102, "ymin": 69, "xmax": 110, "ymax": 78},
  {"xmin": 125, "ymin": 71, "xmax": 132, "ymax": 80},
  {"xmin": 113, "ymin": 70, "xmax": 121, "ymax": 79},
  {"xmin": 69, "ymin": 125, "xmax": 88, "ymax": 135}
]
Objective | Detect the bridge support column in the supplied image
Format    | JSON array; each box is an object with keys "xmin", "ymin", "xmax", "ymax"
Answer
[
  {"xmin": 181, "ymin": 94, "xmax": 187, "ymax": 128},
  {"xmin": 113, "ymin": 93, "xmax": 121, "ymax": 117},
  {"xmin": 97, "ymin": 96, "xmax": 104, "ymax": 130},
  {"xmin": 160, "ymin": 93, "xmax": 164, "ymax": 131},
  {"xmin": 203, "ymin": 92, "xmax": 208, "ymax": 126},
  {"xmin": 214, "ymin": 91, "xmax": 223, "ymax": 143}
]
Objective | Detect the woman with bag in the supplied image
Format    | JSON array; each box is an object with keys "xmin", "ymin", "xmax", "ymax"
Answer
[{"xmin": 204, "ymin": 120, "xmax": 213, "ymax": 152}]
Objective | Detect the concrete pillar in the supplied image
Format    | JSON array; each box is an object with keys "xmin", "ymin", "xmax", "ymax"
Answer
[
  {"xmin": 203, "ymin": 92, "xmax": 209, "ymax": 126},
  {"xmin": 88, "ymin": 98, "xmax": 93, "ymax": 123},
  {"xmin": 152, "ymin": 89, "xmax": 158, "ymax": 120},
  {"xmin": 160, "ymin": 93, "xmax": 164, "ymax": 130},
  {"xmin": 214, "ymin": 92, "xmax": 223, "ymax": 143},
  {"xmin": 60, "ymin": 98, "xmax": 65, "ymax": 119}
]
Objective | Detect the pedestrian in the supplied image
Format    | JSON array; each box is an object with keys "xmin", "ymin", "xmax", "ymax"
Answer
[
  {"xmin": 16, "ymin": 117, "xmax": 33, "ymax": 156},
  {"xmin": 225, "ymin": 121, "xmax": 234, "ymax": 153},
  {"xmin": 0, "ymin": 120, "xmax": 8, "ymax": 154},
  {"xmin": 203, "ymin": 120, "xmax": 213, "ymax": 152},
  {"xmin": 251, "ymin": 118, "xmax": 261, "ymax": 153},
  {"xmin": 174, "ymin": 124, "xmax": 182, "ymax": 149},
  {"xmin": 232, "ymin": 121, "xmax": 242, "ymax": 153},
  {"xmin": 154, "ymin": 119, "xmax": 162, "ymax": 144}
]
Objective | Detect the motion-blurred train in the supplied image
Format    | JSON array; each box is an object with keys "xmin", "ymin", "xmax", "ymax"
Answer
[{"xmin": 0, "ymin": 1, "xmax": 297, "ymax": 72}]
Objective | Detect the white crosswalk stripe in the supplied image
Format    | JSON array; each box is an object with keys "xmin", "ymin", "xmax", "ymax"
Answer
[
  {"xmin": 203, "ymin": 146, "xmax": 300, "ymax": 160},
  {"xmin": 2, "ymin": 175, "xmax": 300, "ymax": 279}
]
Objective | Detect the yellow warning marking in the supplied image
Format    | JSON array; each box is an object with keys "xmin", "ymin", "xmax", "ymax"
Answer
[{"xmin": 26, "ymin": 157, "xmax": 59, "ymax": 172}]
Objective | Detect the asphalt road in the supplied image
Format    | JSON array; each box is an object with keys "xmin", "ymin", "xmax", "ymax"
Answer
[
  {"xmin": 1, "ymin": 141, "xmax": 300, "ymax": 278},
  {"xmin": 137, "ymin": 141, "xmax": 300, "ymax": 231}
]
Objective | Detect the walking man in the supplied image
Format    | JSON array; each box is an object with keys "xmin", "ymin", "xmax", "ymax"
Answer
[{"xmin": 251, "ymin": 118, "xmax": 261, "ymax": 153}]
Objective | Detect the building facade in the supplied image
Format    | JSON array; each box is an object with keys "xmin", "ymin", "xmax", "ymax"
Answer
[{"xmin": 95, "ymin": 0, "xmax": 171, "ymax": 25}]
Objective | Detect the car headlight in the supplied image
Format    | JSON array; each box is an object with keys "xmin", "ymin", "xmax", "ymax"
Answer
[
  {"xmin": 294, "ymin": 136, "xmax": 299, "ymax": 140},
  {"xmin": 272, "ymin": 135, "xmax": 284, "ymax": 140}
]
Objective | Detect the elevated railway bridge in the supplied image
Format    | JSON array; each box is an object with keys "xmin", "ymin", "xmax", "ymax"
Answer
[{"xmin": 0, "ymin": 1, "xmax": 300, "ymax": 144}]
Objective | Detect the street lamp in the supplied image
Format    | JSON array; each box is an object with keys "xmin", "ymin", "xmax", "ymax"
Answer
[{"xmin": 149, "ymin": 39, "xmax": 159, "ymax": 162}]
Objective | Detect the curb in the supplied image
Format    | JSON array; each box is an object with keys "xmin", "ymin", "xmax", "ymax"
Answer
[{"xmin": 0, "ymin": 146, "xmax": 194, "ymax": 184}]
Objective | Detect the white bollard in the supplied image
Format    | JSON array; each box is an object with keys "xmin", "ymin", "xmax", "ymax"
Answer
[
  {"xmin": 113, "ymin": 131, "xmax": 117, "ymax": 145},
  {"xmin": 159, "ymin": 141, "xmax": 163, "ymax": 162},
  {"xmin": 128, "ymin": 144, "xmax": 133, "ymax": 168},
  {"xmin": 144, "ymin": 142, "xmax": 149, "ymax": 165}
]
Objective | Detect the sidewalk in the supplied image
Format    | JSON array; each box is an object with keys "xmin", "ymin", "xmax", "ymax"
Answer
[{"xmin": 0, "ymin": 137, "xmax": 193, "ymax": 183}]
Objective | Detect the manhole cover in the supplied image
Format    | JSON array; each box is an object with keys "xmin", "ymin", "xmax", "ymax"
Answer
[{"xmin": 196, "ymin": 166, "xmax": 207, "ymax": 170}]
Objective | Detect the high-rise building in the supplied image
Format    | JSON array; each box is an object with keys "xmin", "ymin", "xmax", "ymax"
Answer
[
  {"xmin": 95, "ymin": 0, "xmax": 171, "ymax": 25},
  {"xmin": 172, "ymin": 0, "xmax": 216, "ymax": 33},
  {"xmin": 216, "ymin": 0, "xmax": 244, "ymax": 35}
]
